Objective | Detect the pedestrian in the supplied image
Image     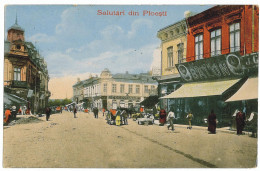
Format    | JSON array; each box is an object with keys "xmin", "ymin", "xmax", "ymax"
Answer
[
  {"xmin": 46, "ymin": 107, "xmax": 51, "ymax": 121},
  {"xmin": 4, "ymin": 107, "xmax": 12, "ymax": 125},
  {"xmin": 186, "ymin": 111, "xmax": 193, "ymax": 129},
  {"xmin": 94, "ymin": 107, "xmax": 98, "ymax": 118},
  {"xmin": 102, "ymin": 108, "xmax": 105, "ymax": 117},
  {"xmin": 159, "ymin": 108, "xmax": 167, "ymax": 126},
  {"xmin": 208, "ymin": 109, "xmax": 217, "ymax": 134},
  {"xmin": 11, "ymin": 106, "xmax": 17, "ymax": 120},
  {"xmin": 18, "ymin": 107, "xmax": 22, "ymax": 115},
  {"xmin": 73, "ymin": 107, "xmax": 77, "ymax": 118},
  {"xmin": 236, "ymin": 110, "xmax": 245, "ymax": 135},
  {"xmin": 60, "ymin": 106, "xmax": 62, "ymax": 114},
  {"xmin": 167, "ymin": 110, "xmax": 175, "ymax": 131},
  {"xmin": 115, "ymin": 109, "xmax": 121, "ymax": 126}
]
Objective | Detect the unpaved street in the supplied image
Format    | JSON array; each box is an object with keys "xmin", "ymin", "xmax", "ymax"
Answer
[{"xmin": 3, "ymin": 111, "xmax": 257, "ymax": 168}]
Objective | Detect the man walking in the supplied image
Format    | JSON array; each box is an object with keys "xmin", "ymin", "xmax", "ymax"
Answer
[
  {"xmin": 73, "ymin": 106, "xmax": 77, "ymax": 118},
  {"xmin": 167, "ymin": 110, "xmax": 175, "ymax": 131},
  {"xmin": 46, "ymin": 107, "xmax": 51, "ymax": 121},
  {"xmin": 186, "ymin": 111, "xmax": 193, "ymax": 129},
  {"xmin": 94, "ymin": 107, "xmax": 98, "ymax": 118}
]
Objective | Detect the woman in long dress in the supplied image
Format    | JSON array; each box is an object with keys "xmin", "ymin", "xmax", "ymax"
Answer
[{"xmin": 208, "ymin": 110, "xmax": 217, "ymax": 134}]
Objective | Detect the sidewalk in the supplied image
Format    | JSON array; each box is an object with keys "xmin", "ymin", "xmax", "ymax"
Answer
[{"xmin": 153, "ymin": 120, "xmax": 251, "ymax": 135}]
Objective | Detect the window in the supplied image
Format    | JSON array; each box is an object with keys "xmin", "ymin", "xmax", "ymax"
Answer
[
  {"xmin": 144, "ymin": 85, "xmax": 149, "ymax": 93},
  {"xmin": 120, "ymin": 84, "xmax": 124, "ymax": 93},
  {"xmin": 167, "ymin": 46, "xmax": 174, "ymax": 67},
  {"xmin": 177, "ymin": 43, "xmax": 184, "ymax": 63},
  {"xmin": 128, "ymin": 85, "xmax": 133, "ymax": 93},
  {"xmin": 211, "ymin": 29, "xmax": 221, "ymax": 56},
  {"xmin": 230, "ymin": 23, "xmax": 240, "ymax": 52},
  {"xmin": 151, "ymin": 85, "xmax": 155, "ymax": 90},
  {"xmin": 112, "ymin": 84, "xmax": 117, "ymax": 93},
  {"xmin": 195, "ymin": 34, "xmax": 203, "ymax": 60},
  {"xmin": 103, "ymin": 83, "xmax": 107, "ymax": 93},
  {"xmin": 14, "ymin": 67, "xmax": 21, "ymax": 81},
  {"xmin": 136, "ymin": 85, "xmax": 140, "ymax": 94}
]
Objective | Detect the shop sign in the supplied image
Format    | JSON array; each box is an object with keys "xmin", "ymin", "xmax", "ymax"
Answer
[
  {"xmin": 108, "ymin": 96, "xmax": 141, "ymax": 101},
  {"xmin": 27, "ymin": 89, "xmax": 33, "ymax": 98},
  {"xmin": 176, "ymin": 52, "xmax": 258, "ymax": 82}
]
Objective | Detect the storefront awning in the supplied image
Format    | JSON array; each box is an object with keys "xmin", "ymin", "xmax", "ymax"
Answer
[
  {"xmin": 4, "ymin": 92, "xmax": 28, "ymax": 107},
  {"xmin": 161, "ymin": 79, "xmax": 240, "ymax": 99},
  {"xmin": 226, "ymin": 77, "xmax": 258, "ymax": 102}
]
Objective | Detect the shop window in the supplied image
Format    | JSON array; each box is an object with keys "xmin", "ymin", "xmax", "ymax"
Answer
[
  {"xmin": 120, "ymin": 84, "xmax": 124, "ymax": 93},
  {"xmin": 120, "ymin": 100, "xmax": 125, "ymax": 108},
  {"xmin": 112, "ymin": 84, "xmax": 117, "ymax": 93},
  {"xmin": 136, "ymin": 85, "xmax": 140, "ymax": 94},
  {"xmin": 14, "ymin": 67, "xmax": 21, "ymax": 81},
  {"xmin": 229, "ymin": 22, "xmax": 240, "ymax": 52},
  {"xmin": 177, "ymin": 43, "xmax": 184, "ymax": 63},
  {"xmin": 211, "ymin": 29, "xmax": 221, "ymax": 56},
  {"xmin": 195, "ymin": 34, "xmax": 203, "ymax": 60},
  {"xmin": 167, "ymin": 46, "xmax": 174, "ymax": 67}
]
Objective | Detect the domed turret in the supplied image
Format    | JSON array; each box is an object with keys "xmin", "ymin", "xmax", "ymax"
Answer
[
  {"xmin": 100, "ymin": 68, "xmax": 112, "ymax": 78},
  {"xmin": 7, "ymin": 15, "xmax": 25, "ymax": 42}
]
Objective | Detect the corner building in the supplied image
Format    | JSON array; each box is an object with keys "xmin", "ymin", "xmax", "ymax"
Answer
[
  {"xmin": 4, "ymin": 18, "xmax": 51, "ymax": 114},
  {"xmin": 162, "ymin": 5, "xmax": 258, "ymax": 127}
]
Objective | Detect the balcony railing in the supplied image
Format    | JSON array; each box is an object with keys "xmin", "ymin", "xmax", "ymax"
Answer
[{"xmin": 11, "ymin": 80, "xmax": 28, "ymax": 88}]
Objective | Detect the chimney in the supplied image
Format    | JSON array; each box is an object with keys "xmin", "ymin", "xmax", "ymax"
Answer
[{"xmin": 184, "ymin": 11, "xmax": 191, "ymax": 18}]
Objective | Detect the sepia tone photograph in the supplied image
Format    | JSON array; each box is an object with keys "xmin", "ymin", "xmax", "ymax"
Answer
[{"xmin": 1, "ymin": 1, "xmax": 258, "ymax": 168}]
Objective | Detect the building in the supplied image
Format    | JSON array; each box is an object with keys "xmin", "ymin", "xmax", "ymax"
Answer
[
  {"xmin": 155, "ymin": 18, "xmax": 188, "ymax": 115},
  {"xmin": 73, "ymin": 69, "xmax": 158, "ymax": 110},
  {"xmin": 162, "ymin": 5, "xmax": 258, "ymax": 126},
  {"xmin": 4, "ymin": 17, "xmax": 51, "ymax": 114}
]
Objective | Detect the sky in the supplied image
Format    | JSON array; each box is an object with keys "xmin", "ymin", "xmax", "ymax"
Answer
[{"xmin": 3, "ymin": 4, "xmax": 214, "ymax": 98}]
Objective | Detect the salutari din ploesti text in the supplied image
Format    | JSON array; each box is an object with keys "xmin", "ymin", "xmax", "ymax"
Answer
[{"xmin": 97, "ymin": 10, "xmax": 167, "ymax": 17}]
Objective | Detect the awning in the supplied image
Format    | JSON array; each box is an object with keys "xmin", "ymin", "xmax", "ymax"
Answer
[
  {"xmin": 4, "ymin": 92, "xmax": 28, "ymax": 107},
  {"xmin": 161, "ymin": 79, "xmax": 240, "ymax": 99},
  {"xmin": 226, "ymin": 77, "xmax": 258, "ymax": 102},
  {"xmin": 140, "ymin": 95, "xmax": 159, "ymax": 108}
]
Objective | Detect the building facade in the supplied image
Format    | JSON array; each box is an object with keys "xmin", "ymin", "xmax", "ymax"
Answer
[
  {"xmin": 73, "ymin": 69, "xmax": 158, "ymax": 111},
  {"xmin": 4, "ymin": 18, "xmax": 51, "ymax": 113},
  {"xmin": 155, "ymin": 18, "xmax": 188, "ymax": 114},
  {"xmin": 163, "ymin": 5, "xmax": 258, "ymax": 126}
]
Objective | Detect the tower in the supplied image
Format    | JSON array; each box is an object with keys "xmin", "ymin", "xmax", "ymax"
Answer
[{"xmin": 7, "ymin": 15, "xmax": 25, "ymax": 42}]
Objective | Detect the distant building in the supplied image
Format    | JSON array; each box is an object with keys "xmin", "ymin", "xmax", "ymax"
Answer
[
  {"xmin": 73, "ymin": 69, "xmax": 158, "ymax": 110},
  {"xmin": 4, "ymin": 17, "xmax": 51, "ymax": 113}
]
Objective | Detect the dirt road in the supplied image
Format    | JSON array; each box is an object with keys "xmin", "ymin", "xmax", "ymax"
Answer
[{"xmin": 3, "ymin": 111, "xmax": 257, "ymax": 168}]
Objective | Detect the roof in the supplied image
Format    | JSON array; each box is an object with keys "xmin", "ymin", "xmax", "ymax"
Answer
[
  {"xmin": 157, "ymin": 19, "xmax": 186, "ymax": 33},
  {"xmin": 112, "ymin": 73, "xmax": 156, "ymax": 84},
  {"xmin": 8, "ymin": 18, "xmax": 25, "ymax": 32}
]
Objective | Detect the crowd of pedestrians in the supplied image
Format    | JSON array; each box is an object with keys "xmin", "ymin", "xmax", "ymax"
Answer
[{"xmin": 4, "ymin": 103, "xmax": 256, "ymax": 137}]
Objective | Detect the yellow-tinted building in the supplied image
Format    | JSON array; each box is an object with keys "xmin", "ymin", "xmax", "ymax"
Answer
[{"xmin": 155, "ymin": 19, "xmax": 187, "ymax": 114}]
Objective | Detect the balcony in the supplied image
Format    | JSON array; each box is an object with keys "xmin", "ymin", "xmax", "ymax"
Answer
[{"xmin": 11, "ymin": 80, "xmax": 28, "ymax": 88}]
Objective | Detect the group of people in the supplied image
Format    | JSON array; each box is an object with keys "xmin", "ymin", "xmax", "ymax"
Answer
[
  {"xmin": 158, "ymin": 108, "xmax": 248, "ymax": 135},
  {"xmin": 4, "ymin": 106, "xmax": 32, "ymax": 125},
  {"xmin": 159, "ymin": 109, "xmax": 194, "ymax": 131}
]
